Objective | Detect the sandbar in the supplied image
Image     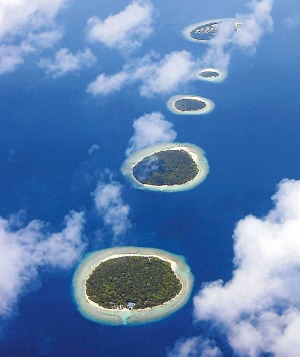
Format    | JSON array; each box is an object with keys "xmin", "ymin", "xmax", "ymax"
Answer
[
  {"xmin": 72, "ymin": 246, "xmax": 194, "ymax": 326},
  {"xmin": 196, "ymin": 68, "xmax": 227, "ymax": 83},
  {"xmin": 167, "ymin": 95, "xmax": 215, "ymax": 115},
  {"xmin": 121, "ymin": 142, "xmax": 209, "ymax": 192}
]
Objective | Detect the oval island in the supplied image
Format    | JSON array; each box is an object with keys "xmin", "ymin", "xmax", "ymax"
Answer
[
  {"xmin": 183, "ymin": 19, "xmax": 242, "ymax": 43},
  {"xmin": 197, "ymin": 68, "xmax": 227, "ymax": 83},
  {"xmin": 121, "ymin": 142, "xmax": 209, "ymax": 192},
  {"xmin": 167, "ymin": 95, "xmax": 214, "ymax": 115},
  {"xmin": 72, "ymin": 247, "xmax": 194, "ymax": 325}
]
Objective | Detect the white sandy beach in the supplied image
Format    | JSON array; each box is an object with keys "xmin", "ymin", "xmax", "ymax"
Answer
[
  {"xmin": 121, "ymin": 142, "xmax": 209, "ymax": 192},
  {"xmin": 73, "ymin": 247, "xmax": 194, "ymax": 325},
  {"xmin": 167, "ymin": 95, "xmax": 215, "ymax": 115},
  {"xmin": 196, "ymin": 68, "xmax": 227, "ymax": 83},
  {"xmin": 183, "ymin": 18, "xmax": 240, "ymax": 43}
]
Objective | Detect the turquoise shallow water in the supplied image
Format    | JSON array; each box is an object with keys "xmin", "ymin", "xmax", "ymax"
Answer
[
  {"xmin": 72, "ymin": 247, "xmax": 194, "ymax": 326},
  {"xmin": 1, "ymin": 0, "xmax": 300, "ymax": 356}
]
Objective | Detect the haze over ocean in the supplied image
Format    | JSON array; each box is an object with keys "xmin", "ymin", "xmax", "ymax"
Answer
[{"xmin": 1, "ymin": 1, "xmax": 300, "ymax": 356}]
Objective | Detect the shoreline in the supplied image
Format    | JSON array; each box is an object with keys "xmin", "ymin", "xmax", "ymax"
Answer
[
  {"xmin": 121, "ymin": 142, "xmax": 209, "ymax": 192},
  {"xmin": 183, "ymin": 18, "xmax": 240, "ymax": 43},
  {"xmin": 167, "ymin": 95, "xmax": 215, "ymax": 115},
  {"xmin": 72, "ymin": 247, "xmax": 194, "ymax": 325},
  {"xmin": 196, "ymin": 68, "xmax": 227, "ymax": 83},
  {"xmin": 84, "ymin": 253, "xmax": 183, "ymax": 313}
]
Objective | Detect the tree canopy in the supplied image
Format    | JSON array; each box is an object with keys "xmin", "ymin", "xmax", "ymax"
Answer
[{"xmin": 86, "ymin": 256, "xmax": 182, "ymax": 309}]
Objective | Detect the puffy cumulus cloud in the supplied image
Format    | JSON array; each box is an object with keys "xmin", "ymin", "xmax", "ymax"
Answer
[
  {"xmin": 94, "ymin": 176, "xmax": 130, "ymax": 243},
  {"xmin": 0, "ymin": 0, "xmax": 66, "ymax": 75},
  {"xmin": 87, "ymin": 50, "xmax": 197, "ymax": 97},
  {"xmin": 86, "ymin": 0, "xmax": 154, "ymax": 51},
  {"xmin": 193, "ymin": 179, "xmax": 300, "ymax": 357},
  {"xmin": 167, "ymin": 337, "xmax": 223, "ymax": 357},
  {"xmin": 87, "ymin": 72, "xmax": 130, "ymax": 96},
  {"xmin": 0, "ymin": 0, "xmax": 66, "ymax": 41},
  {"xmin": 202, "ymin": 0, "xmax": 274, "ymax": 71},
  {"xmin": 0, "ymin": 210, "xmax": 86, "ymax": 317},
  {"xmin": 39, "ymin": 48, "xmax": 97, "ymax": 77},
  {"xmin": 0, "ymin": 45, "xmax": 27, "ymax": 75},
  {"xmin": 126, "ymin": 112, "xmax": 177, "ymax": 155},
  {"xmin": 137, "ymin": 50, "xmax": 196, "ymax": 97}
]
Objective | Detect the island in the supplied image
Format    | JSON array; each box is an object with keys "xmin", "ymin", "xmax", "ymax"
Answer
[
  {"xmin": 132, "ymin": 149, "xmax": 198, "ymax": 186},
  {"xmin": 183, "ymin": 19, "xmax": 242, "ymax": 43},
  {"xmin": 72, "ymin": 247, "xmax": 194, "ymax": 325},
  {"xmin": 167, "ymin": 95, "xmax": 214, "ymax": 115},
  {"xmin": 121, "ymin": 142, "xmax": 209, "ymax": 192},
  {"xmin": 197, "ymin": 68, "xmax": 227, "ymax": 83}
]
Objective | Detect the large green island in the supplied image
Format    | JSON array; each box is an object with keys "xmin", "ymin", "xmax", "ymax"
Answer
[
  {"xmin": 121, "ymin": 142, "xmax": 209, "ymax": 192},
  {"xmin": 72, "ymin": 247, "xmax": 194, "ymax": 325}
]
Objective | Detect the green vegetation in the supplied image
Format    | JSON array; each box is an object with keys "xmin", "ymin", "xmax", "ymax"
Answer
[
  {"xmin": 86, "ymin": 256, "xmax": 182, "ymax": 309},
  {"xmin": 132, "ymin": 149, "xmax": 199, "ymax": 186},
  {"xmin": 174, "ymin": 98, "xmax": 206, "ymax": 112},
  {"xmin": 200, "ymin": 71, "xmax": 219, "ymax": 78},
  {"xmin": 190, "ymin": 22, "xmax": 219, "ymax": 41}
]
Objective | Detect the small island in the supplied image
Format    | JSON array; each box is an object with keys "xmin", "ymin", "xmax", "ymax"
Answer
[
  {"xmin": 197, "ymin": 68, "xmax": 227, "ymax": 83},
  {"xmin": 132, "ymin": 149, "xmax": 198, "ymax": 186},
  {"xmin": 121, "ymin": 142, "xmax": 209, "ymax": 192},
  {"xmin": 190, "ymin": 21, "xmax": 219, "ymax": 41},
  {"xmin": 183, "ymin": 19, "xmax": 242, "ymax": 43},
  {"xmin": 72, "ymin": 247, "xmax": 194, "ymax": 325},
  {"xmin": 167, "ymin": 95, "xmax": 214, "ymax": 115}
]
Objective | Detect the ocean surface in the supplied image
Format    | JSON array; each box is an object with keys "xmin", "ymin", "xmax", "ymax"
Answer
[{"xmin": 1, "ymin": 0, "xmax": 300, "ymax": 356}]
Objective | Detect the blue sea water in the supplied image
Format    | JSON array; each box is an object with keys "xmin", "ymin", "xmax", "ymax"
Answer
[{"xmin": 1, "ymin": 0, "xmax": 300, "ymax": 356}]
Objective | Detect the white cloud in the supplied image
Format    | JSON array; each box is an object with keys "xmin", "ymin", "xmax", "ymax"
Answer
[
  {"xmin": 0, "ymin": 0, "xmax": 66, "ymax": 41},
  {"xmin": 0, "ymin": 45, "xmax": 26, "ymax": 74},
  {"xmin": 285, "ymin": 12, "xmax": 300, "ymax": 28},
  {"xmin": 86, "ymin": 0, "xmax": 154, "ymax": 51},
  {"xmin": 0, "ymin": 0, "xmax": 66, "ymax": 75},
  {"xmin": 87, "ymin": 50, "xmax": 198, "ymax": 97},
  {"xmin": 39, "ymin": 48, "xmax": 97, "ymax": 77},
  {"xmin": 88, "ymin": 144, "xmax": 100, "ymax": 156},
  {"xmin": 94, "ymin": 176, "xmax": 130, "ymax": 242},
  {"xmin": 126, "ymin": 112, "xmax": 177, "ymax": 155},
  {"xmin": 26, "ymin": 30, "xmax": 63, "ymax": 49},
  {"xmin": 167, "ymin": 337, "xmax": 223, "ymax": 357},
  {"xmin": 202, "ymin": 0, "xmax": 274, "ymax": 71},
  {"xmin": 0, "ymin": 210, "xmax": 86, "ymax": 317},
  {"xmin": 193, "ymin": 179, "xmax": 300, "ymax": 357},
  {"xmin": 137, "ymin": 51, "xmax": 196, "ymax": 97},
  {"xmin": 87, "ymin": 72, "xmax": 130, "ymax": 96}
]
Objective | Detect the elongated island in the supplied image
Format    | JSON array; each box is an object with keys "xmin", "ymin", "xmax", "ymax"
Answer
[
  {"xmin": 197, "ymin": 68, "xmax": 227, "ymax": 83},
  {"xmin": 121, "ymin": 142, "xmax": 209, "ymax": 192},
  {"xmin": 183, "ymin": 18, "xmax": 242, "ymax": 43},
  {"xmin": 72, "ymin": 247, "xmax": 194, "ymax": 325},
  {"xmin": 167, "ymin": 95, "xmax": 214, "ymax": 115}
]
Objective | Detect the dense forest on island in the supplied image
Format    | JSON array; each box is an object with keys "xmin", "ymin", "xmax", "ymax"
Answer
[
  {"xmin": 132, "ymin": 150, "xmax": 199, "ymax": 186},
  {"xmin": 174, "ymin": 98, "xmax": 206, "ymax": 111},
  {"xmin": 200, "ymin": 71, "xmax": 219, "ymax": 78},
  {"xmin": 86, "ymin": 256, "xmax": 182, "ymax": 309}
]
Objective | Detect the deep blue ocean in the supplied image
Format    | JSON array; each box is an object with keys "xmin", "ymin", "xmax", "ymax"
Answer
[{"xmin": 1, "ymin": 0, "xmax": 300, "ymax": 356}]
